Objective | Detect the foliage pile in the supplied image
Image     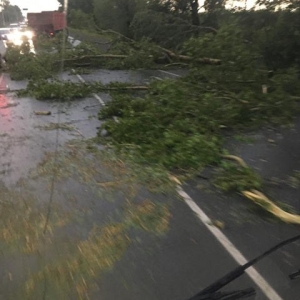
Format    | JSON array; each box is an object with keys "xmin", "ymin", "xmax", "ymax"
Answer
[
  {"xmin": 4, "ymin": 36, "xmax": 67, "ymax": 80},
  {"xmin": 213, "ymin": 160, "xmax": 262, "ymax": 192},
  {"xmin": 5, "ymin": 42, "xmax": 60, "ymax": 80},
  {"xmin": 99, "ymin": 24, "xmax": 300, "ymax": 173},
  {"xmin": 18, "ymin": 79, "xmax": 147, "ymax": 100},
  {"xmin": 5, "ymin": 35, "xmax": 197, "ymax": 80},
  {"xmin": 99, "ymin": 84, "xmax": 222, "ymax": 171}
]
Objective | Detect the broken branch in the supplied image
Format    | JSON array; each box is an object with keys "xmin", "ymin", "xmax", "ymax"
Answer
[{"xmin": 94, "ymin": 28, "xmax": 221, "ymax": 65}]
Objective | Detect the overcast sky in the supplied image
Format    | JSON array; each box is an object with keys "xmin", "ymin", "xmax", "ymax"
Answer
[
  {"xmin": 9, "ymin": 0, "xmax": 256, "ymax": 15},
  {"xmin": 10, "ymin": 0, "xmax": 60, "ymax": 13}
]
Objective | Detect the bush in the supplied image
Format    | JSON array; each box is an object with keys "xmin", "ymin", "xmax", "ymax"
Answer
[
  {"xmin": 130, "ymin": 10, "xmax": 202, "ymax": 49},
  {"xmin": 69, "ymin": 9, "xmax": 96, "ymax": 30}
]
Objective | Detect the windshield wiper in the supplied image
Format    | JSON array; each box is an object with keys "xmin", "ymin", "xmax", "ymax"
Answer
[
  {"xmin": 189, "ymin": 288, "xmax": 255, "ymax": 300},
  {"xmin": 289, "ymin": 269, "xmax": 300, "ymax": 280},
  {"xmin": 187, "ymin": 234, "xmax": 300, "ymax": 300}
]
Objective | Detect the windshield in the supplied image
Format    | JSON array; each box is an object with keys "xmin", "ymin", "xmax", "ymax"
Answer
[{"xmin": 0, "ymin": 0, "xmax": 300, "ymax": 300}]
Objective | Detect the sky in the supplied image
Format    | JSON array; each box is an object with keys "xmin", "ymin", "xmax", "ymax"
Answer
[
  {"xmin": 10, "ymin": 0, "xmax": 60, "ymax": 13},
  {"xmin": 9, "ymin": 0, "xmax": 257, "ymax": 15}
]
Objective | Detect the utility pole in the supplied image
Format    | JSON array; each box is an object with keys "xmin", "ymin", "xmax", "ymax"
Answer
[{"xmin": 0, "ymin": 0, "xmax": 6, "ymax": 27}]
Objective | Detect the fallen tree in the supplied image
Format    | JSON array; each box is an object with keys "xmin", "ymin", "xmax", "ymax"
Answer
[
  {"xmin": 4, "ymin": 32, "xmax": 221, "ymax": 80},
  {"xmin": 18, "ymin": 80, "xmax": 149, "ymax": 100},
  {"xmin": 98, "ymin": 24, "xmax": 300, "ymax": 174},
  {"xmin": 95, "ymin": 28, "xmax": 222, "ymax": 65},
  {"xmin": 58, "ymin": 52, "xmax": 221, "ymax": 67},
  {"xmin": 160, "ymin": 48, "xmax": 221, "ymax": 65},
  {"xmin": 220, "ymin": 155, "xmax": 300, "ymax": 225}
]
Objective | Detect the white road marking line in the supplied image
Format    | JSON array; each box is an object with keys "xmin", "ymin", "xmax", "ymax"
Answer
[
  {"xmin": 93, "ymin": 93, "xmax": 105, "ymax": 106},
  {"xmin": 74, "ymin": 72, "xmax": 105, "ymax": 107},
  {"xmin": 177, "ymin": 186, "xmax": 283, "ymax": 300},
  {"xmin": 74, "ymin": 72, "xmax": 105, "ymax": 105},
  {"xmin": 74, "ymin": 72, "xmax": 85, "ymax": 83},
  {"xmin": 159, "ymin": 70, "xmax": 180, "ymax": 77},
  {"xmin": 73, "ymin": 71, "xmax": 119, "ymax": 123}
]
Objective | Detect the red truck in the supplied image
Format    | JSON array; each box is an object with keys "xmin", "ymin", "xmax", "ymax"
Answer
[{"xmin": 27, "ymin": 11, "xmax": 67, "ymax": 36}]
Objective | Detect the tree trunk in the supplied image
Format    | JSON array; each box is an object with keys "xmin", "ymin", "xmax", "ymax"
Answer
[{"xmin": 190, "ymin": 0, "xmax": 200, "ymax": 26}]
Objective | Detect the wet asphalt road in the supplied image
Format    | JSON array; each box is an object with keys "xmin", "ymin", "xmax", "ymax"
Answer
[
  {"xmin": 0, "ymin": 68, "xmax": 299, "ymax": 300},
  {"xmin": 183, "ymin": 123, "xmax": 300, "ymax": 300}
]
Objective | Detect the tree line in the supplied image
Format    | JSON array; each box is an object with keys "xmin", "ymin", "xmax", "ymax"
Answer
[
  {"xmin": 0, "ymin": 0, "xmax": 23, "ymax": 27},
  {"xmin": 58, "ymin": 0, "xmax": 227, "ymax": 34},
  {"xmin": 57, "ymin": 0, "xmax": 300, "ymax": 72}
]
